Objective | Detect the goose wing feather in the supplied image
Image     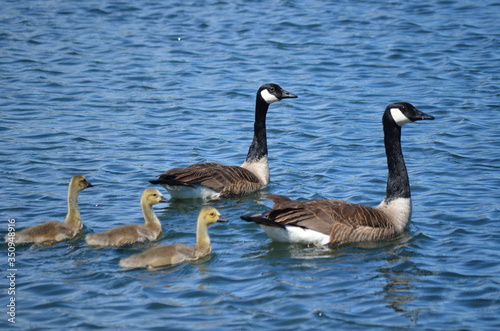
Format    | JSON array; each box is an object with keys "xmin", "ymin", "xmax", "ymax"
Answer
[
  {"xmin": 263, "ymin": 195, "xmax": 397, "ymax": 244},
  {"xmin": 153, "ymin": 163, "xmax": 262, "ymax": 196}
]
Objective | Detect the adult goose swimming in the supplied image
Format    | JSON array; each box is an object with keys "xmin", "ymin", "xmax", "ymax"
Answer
[
  {"xmin": 85, "ymin": 188, "xmax": 167, "ymax": 247},
  {"xmin": 149, "ymin": 83, "xmax": 297, "ymax": 200},
  {"xmin": 241, "ymin": 102, "xmax": 434, "ymax": 246},
  {"xmin": 119, "ymin": 206, "xmax": 227, "ymax": 269},
  {"xmin": 6, "ymin": 175, "xmax": 93, "ymax": 245}
]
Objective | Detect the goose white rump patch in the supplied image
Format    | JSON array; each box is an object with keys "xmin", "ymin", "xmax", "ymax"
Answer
[{"xmin": 260, "ymin": 224, "xmax": 330, "ymax": 246}]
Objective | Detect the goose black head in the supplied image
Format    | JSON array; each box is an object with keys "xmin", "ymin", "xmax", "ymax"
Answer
[
  {"xmin": 385, "ymin": 102, "xmax": 435, "ymax": 127},
  {"xmin": 258, "ymin": 83, "xmax": 298, "ymax": 104}
]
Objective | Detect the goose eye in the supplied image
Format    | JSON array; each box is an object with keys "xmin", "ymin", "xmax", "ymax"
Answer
[{"xmin": 268, "ymin": 87, "xmax": 275, "ymax": 93}]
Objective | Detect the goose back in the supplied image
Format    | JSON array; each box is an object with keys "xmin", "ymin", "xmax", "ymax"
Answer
[
  {"xmin": 151, "ymin": 162, "xmax": 263, "ymax": 199},
  {"xmin": 244, "ymin": 194, "xmax": 401, "ymax": 245}
]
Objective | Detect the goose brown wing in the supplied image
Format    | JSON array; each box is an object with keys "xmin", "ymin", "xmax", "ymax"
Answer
[
  {"xmin": 265, "ymin": 195, "xmax": 393, "ymax": 234},
  {"xmin": 153, "ymin": 163, "xmax": 263, "ymax": 196}
]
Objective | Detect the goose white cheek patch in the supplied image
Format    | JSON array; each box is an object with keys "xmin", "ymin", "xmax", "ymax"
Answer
[
  {"xmin": 390, "ymin": 108, "xmax": 412, "ymax": 126},
  {"xmin": 260, "ymin": 89, "xmax": 280, "ymax": 104}
]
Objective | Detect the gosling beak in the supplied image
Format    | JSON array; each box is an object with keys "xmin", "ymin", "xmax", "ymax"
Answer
[
  {"xmin": 217, "ymin": 216, "xmax": 228, "ymax": 223},
  {"xmin": 87, "ymin": 182, "xmax": 94, "ymax": 188},
  {"xmin": 159, "ymin": 196, "xmax": 169, "ymax": 203}
]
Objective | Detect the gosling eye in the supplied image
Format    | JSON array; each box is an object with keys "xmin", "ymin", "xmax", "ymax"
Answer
[
  {"xmin": 209, "ymin": 212, "xmax": 215, "ymax": 217},
  {"xmin": 152, "ymin": 194, "xmax": 158, "ymax": 197}
]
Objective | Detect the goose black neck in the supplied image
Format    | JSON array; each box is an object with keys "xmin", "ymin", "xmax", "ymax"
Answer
[
  {"xmin": 245, "ymin": 96, "xmax": 270, "ymax": 163},
  {"xmin": 383, "ymin": 120, "xmax": 410, "ymax": 201}
]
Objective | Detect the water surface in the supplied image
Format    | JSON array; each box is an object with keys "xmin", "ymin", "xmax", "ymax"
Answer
[{"xmin": 1, "ymin": 0, "xmax": 499, "ymax": 330}]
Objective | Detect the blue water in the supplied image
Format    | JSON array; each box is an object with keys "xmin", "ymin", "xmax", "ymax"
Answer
[{"xmin": 1, "ymin": 0, "xmax": 499, "ymax": 329}]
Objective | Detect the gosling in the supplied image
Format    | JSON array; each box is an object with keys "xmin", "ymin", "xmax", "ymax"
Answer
[
  {"xmin": 119, "ymin": 206, "xmax": 226, "ymax": 269},
  {"xmin": 6, "ymin": 174, "xmax": 93, "ymax": 245},
  {"xmin": 86, "ymin": 188, "xmax": 167, "ymax": 247}
]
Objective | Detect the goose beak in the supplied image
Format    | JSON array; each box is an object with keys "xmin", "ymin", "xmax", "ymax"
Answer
[
  {"xmin": 280, "ymin": 89, "xmax": 298, "ymax": 99},
  {"xmin": 412, "ymin": 110, "xmax": 435, "ymax": 121}
]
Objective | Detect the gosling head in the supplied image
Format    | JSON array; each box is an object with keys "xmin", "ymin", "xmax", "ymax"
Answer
[
  {"xmin": 70, "ymin": 174, "xmax": 93, "ymax": 192},
  {"xmin": 258, "ymin": 83, "xmax": 298, "ymax": 104},
  {"xmin": 199, "ymin": 206, "xmax": 227, "ymax": 226},
  {"xmin": 142, "ymin": 188, "xmax": 168, "ymax": 206},
  {"xmin": 385, "ymin": 102, "xmax": 435, "ymax": 127}
]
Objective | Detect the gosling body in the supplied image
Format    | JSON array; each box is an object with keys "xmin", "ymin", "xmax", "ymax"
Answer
[
  {"xmin": 86, "ymin": 188, "xmax": 167, "ymax": 247},
  {"xmin": 120, "ymin": 207, "xmax": 226, "ymax": 269},
  {"xmin": 7, "ymin": 175, "xmax": 93, "ymax": 245}
]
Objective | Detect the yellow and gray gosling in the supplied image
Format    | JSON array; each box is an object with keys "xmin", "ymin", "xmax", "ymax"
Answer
[
  {"xmin": 86, "ymin": 188, "xmax": 167, "ymax": 247},
  {"xmin": 242, "ymin": 102, "xmax": 435, "ymax": 246},
  {"xmin": 6, "ymin": 174, "xmax": 93, "ymax": 245},
  {"xmin": 119, "ymin": 206, "xmax": 227, "ymax": 269},
  {"xmin": 149, "ymin": 83, "xmax": 297, "ymax": 199}
]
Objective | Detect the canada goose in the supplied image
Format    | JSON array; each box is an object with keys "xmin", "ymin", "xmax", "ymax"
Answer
[
  {"xmin": 119, "ymin": 206, "xmax": 227, "ymax": 269},
  {"xmin": 85, "ymin": 188, "xmax": 167, "ymax": 247},
  {"xmin": 6, "ymin": 174, "xmax": 93, "ymax": 245},
  {"xmin": 241, "ymin": 102, "xmax": 434, "ymax": 245},
  {"xmin": 149, "ymin": 83, "xmax": 298, "ymax": 199}
]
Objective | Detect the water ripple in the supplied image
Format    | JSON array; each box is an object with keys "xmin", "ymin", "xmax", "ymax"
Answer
[{"xmin": 1, "ymin": 0, "xmax": 499, "ymax": 330}]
